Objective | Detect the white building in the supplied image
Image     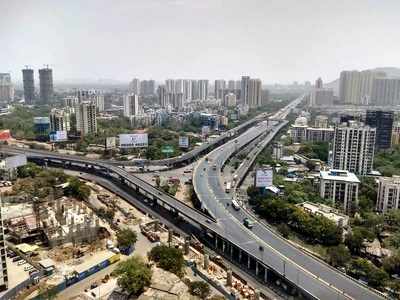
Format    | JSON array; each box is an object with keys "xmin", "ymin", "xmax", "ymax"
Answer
[
  {"xmin": 371, "ymin": 78, "xmax": 400, "ymax": 106},
  {"xmin": 309, "ymin": 89, "xmax": 334, "ymax": 107},
  {"xmin": 0, "ymin": 73, "xmax": 14, "ymax": 103},
  {"xmin": 320, "ymin": 169, "xmax": 360, "ymax": 214},
  {"xmin": 332, "ymin": 121, "xmax": 376, "ymax": 175},
  {"xmin": 214, "ymin": 79, "xmax": 226, "ymax": 100},
  {"xmin": 76, "ymin": 102, "xmax": 97, "ymax": 136},
  {"xmin": 49, "ymin": 108, "xmax": 70, "ymax": 132},
  {"xmin": 223, "ymin": 93, "xmax": 237, "ymax": 108},
  {"xmin": 314, "ymin": 115, "xmax": 329, "ymax": 128},
  {"xmin": 376, "ymin": 176, "xmax": 400, "ymax": 213},
  {"xmin": 297, "ymin": 201, "xmax": 349, "ymax": 228},
  {"xmin": 198, "ymin": 80, "xmax": 209, "ymax": 100},
  {"xmin": 290, "ymin": 116, "xmax": 308, "ymax": 143},
  {"xmin": 305, "ymin": 127, "xmax": 334, "ymax": 143},
  {"xmin": 76, "ymin": 90, "xmax": 105, "ymax": 112},
  {"xmin": 123, "ymin": 94, "xmax": 139, "ymax": 117},
  {"xmin": 272, "ymin": 142, "xmax": 283, "ymax": 160},
  {"xmin": 129, "ymin": 78, "xmax": 140, "ymax": 94}
]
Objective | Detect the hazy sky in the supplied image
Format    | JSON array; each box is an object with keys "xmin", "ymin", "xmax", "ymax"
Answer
[{"xmin": 1, "ymin": 0, "xmax": 399, "ymax": 84}]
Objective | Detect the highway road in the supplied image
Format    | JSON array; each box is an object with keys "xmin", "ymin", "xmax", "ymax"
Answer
[
  {"xmin": 0, "ymin": 96, "xmax": 384, "ymax": 300},
  {"xmin": 193, "ymin": 96, "xmax": 384, "ymax": 300}
]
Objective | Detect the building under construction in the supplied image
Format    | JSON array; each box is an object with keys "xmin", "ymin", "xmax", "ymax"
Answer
[{"xmin": 6, "ymin": 197, "xmax": 101, "ymax": 247}]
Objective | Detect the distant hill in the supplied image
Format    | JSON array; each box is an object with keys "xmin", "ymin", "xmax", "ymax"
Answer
[{"xmin": 325, "ymin": 67, "xmax": 400, "ymax": 95}]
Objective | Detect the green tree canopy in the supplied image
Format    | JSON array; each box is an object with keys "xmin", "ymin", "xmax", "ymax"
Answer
[
  {"xmin": 113, "ymin": 256, "xmax": 152, "ymax": 296},
  {"xmin": 148, "ymin": 245, "xmax": 185, "ymax": 277},
  {"xmin": 117, "ymin": 228, "xmax": 138, "ymax": 249}
]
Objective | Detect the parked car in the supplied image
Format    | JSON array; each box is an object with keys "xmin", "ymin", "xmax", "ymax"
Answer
[{"xmin": 17, "ymin": 260, "xmax": 26, "ymax": 266}]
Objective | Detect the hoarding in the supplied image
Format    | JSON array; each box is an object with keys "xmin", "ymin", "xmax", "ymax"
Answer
[
  {"xmin": 5, "ymin": 155, "xmax": 27, "ymax": 170},
  {"xmin": 161, "ymin": 145, "xmax": 174, "ymax": 154},
  {"xmin": 119, "ymin": 133, "xmax": 148, "ymax": 148},
  {"xmin": 178, "ymin": 136, "xmax": 189, "ymax": 148},
  {"xmin": 202, "ymin": 126, "xmax": 210, "ymax": 136},
  {"xmin": 0, "ymin": 129, "xmax": 11, "ymax": 141},
  {"xmin": 255, "ymin": 168, "xmax": 273, "ymax": 188},
  {"xmin": 49, "ymin": 131, "xmax": 68, "ymax": 142},
  {"xmin": 105, "ymin": 137, "xmax": 116, "ymax": 150}
]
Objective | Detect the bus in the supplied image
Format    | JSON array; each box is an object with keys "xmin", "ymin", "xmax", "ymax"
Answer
[
  {"xmin": 231, "ymin": 199, "xmax": 240, "ymax": 210},
  {"xmin": 225, "ymin": 182, "xmax": 231, "ymax": 193}
]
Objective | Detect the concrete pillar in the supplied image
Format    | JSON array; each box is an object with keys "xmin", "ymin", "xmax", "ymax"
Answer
[
  {"xmin": 264, "ymin": 268, "xmax": 269, "ymax": 283},
  {"xmin": 222, "ymin": 240, "xmax": 226, "ymax": 253},
  {"xmin": 154, "ymin": 220, "xmax": 159, "ymax": 232},
  {"xmin": 230, "ymin": 244, "xmax": 233, "ymax": 259},
  {"xmin": 168, "ymin": 229, "xmax": 173, "ymax": 246},
  {"xmin": 203, "ymin": 254, "xmax": 209, "ymax": 270},
  {"xmin": 256, "ymin": 262, "xmax": 259, "ymax": 276},
  {"xmin": 184, "ymin": 236, "xmax": 190, "ymax": 255},
  {"xmin": 238, "ymin": 250, "xmax": 242, "ymax": 264},
  {"xmin": 254, "ymin": 289, "xmax": 260, "ymax": 300},
  {"xmin": 248, "ymin": 256, "xmax": 251, "ymax": 269},
  {"xmin": 226, "ymin": 268, "xmax": 233, "ymax": 287}
]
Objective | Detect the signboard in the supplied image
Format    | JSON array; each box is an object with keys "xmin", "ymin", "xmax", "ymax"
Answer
[
  {"xmin": 49, "ymin": 131, "xmax": 68, "ymax": 142},
  {"xmin": 202, "ymin": 126, "xmax": 210, "ymax": 136},
  {"xmin": 119, "ymin": 133, "xmax": 148, "ymax": 148},
  {"xmin": 4, "ymin": 155, "xmax": 27, "ymax": 170},
  {"xmin": 161, "ymin": 145, "xmax": 174, "ymax": 154},
  {"xmin": 0, "ymin": 129, "xmax": 11, "ymax": 141},
  {"xmin": 105, "ymin": 137, "xmax": 116, "ymax": 150},
  {"xmin": 255, "ymin": 168, "xmax": 273, "ymax": 188},
  {"xmin": 178, "ymin": 136, "xmax": 189, "ymax": 148}
]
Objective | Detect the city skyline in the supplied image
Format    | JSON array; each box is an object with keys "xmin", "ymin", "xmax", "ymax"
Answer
[{"xmin": 1, "ymin": 0, "xmax": 400, "ymax": 84}]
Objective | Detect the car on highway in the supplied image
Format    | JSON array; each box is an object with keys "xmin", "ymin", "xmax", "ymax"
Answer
[{"xmin": 243, "ymin": 217, "xmax": 255, "ymax": 229}]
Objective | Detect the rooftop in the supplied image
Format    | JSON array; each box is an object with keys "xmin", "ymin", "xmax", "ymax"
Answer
[{"xmin": 320, "ymin": 169, "xmax": 360, "ymax": 183}]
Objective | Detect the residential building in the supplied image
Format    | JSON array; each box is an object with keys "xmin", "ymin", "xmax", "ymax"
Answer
[
  {"xmin": 365, "ymin": 110, "xmax": 394, "ymax": 150},
  {"xmin": 309, "ymin": 89, "xmax": 334, "ymax": 106},
  {"xmin": 140, "ymin": 80, "xmax": 155, "ymax": 96},
  {"xmin": 297, "ymin": 201, "xmax": 349, "ymax": 227},
  {"xmin": 240, "ymin": 76, "xmax": 250, "ymax": 105},
  {"xmin": 376, "ymin": 176, "xmax": 400, "ymax": 213},
  {"xmin": 392, "ymin": 122, "xmax": 400, "ymax": 146},
  {"xmin": 157, "ymin": 85, "xmax": 168, "ymax": 108},
  {"xmin": 315, "ymin": 77, "xmax": 323, "ymax": 89},
  {"xmin": 332, "ymin": 121, "xmax": 376, "ymax": 175},
  {"xmin": 319, "ymin": 169, "xmax": 360, "ymax": 214},
  {"xmin": 0, "ymin": 73, "xmax": 14, "ymax": 103},
  {"xmin": 272, "ymin": 142, "xmax": 283, "ymax": 160},
  {"xmin": 76, "ymin": 102, "xmax": 97, "ymax": 136},
  {"xmin": 228, "ymin": 80, "xmax": 236, "ymax": 90},
  {"xmin": 76, "ymin": 90, "xmax": 105, "ymax": 112},
  {"xmin": 371, "ymin": 78, "xmax": 400, "ymax": 106},
  {"xmin": 123, "ymin": 94, "xmax": 139, "ymax": 117},
  {"xmin": 290, "ymin": 116, "xmax": 308, "ymax": 143},
  {"xmin": 314, "ymin": 115, "xmax": 329, "ymax": 128},
  {"xmin": 166, "ymin": 79, "xmax": 175, "ymax": 94},
  {"xmin": 63, "ymin": 96, "xmax": 79, "ymax": 110},
  {"xmin": 339, "ymin": 70, "xmax": 385, "ymax": 105},
  {"xmin": 305, "ymin": 127, "xmax": 334, "ymax": 143},
  {"xmin": 129, "ymin": 78, "xmax": 140, "ymax": 94},
  {"xmin": 183, "ymin": 79, "xmax": 192, "ymax": 102},
  {"xmin": 198, "ymin": 80, "xmax": 209, "ymax": 100},
  {"xmin": 248, "ymin": 79, "xmax": 262, "ymax": 108},
  {"xmin": 22, "ymin": 68, "xmax": 35, "ymax": 104},
  {"xmin": 39, "ymin": 67, "xmax": 54, "ymax": 104},
  {"xmin": 214, "ymin": 80, "xmax": 226, "ymax": 100},
  {"xmin": 223, "ymin": 93, "xmax": 237, "ymax": 108},
  {"xmin": 49, "ymin": 108, "xmax": 70, "ymax": 132},
  {"xmin": 168, "ymin": 93, "xmax": 184, "ymax": 110}
]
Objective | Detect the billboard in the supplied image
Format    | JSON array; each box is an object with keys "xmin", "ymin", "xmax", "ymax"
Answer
[
  {"xmin": 5, "ymin": 155, "xmax": 27, "ymax": 170},
  {"xmin": 202, "ymin": 126, "xmax": 210, "ymax": 136},
  {"xmin": 0, "ymin": 129, "xmax": 11, "ymax": 141},
  {"xmin": 49, "ymin": 131, "xmax": 68, "ymax": 142},
  {"xmin": 179, "ymin": 136, "xmax": 189, "ymax": 148},
  {"xmin": 119, "ymin": 133, "xmax": 148, "ymax": 148},
  {"xmin": 255, "ymin": 168, "xmax": 273, "ymax": 188},
  {"xmin": 105, "ymin": 137, "xmax": 116, "ymax": 150}
]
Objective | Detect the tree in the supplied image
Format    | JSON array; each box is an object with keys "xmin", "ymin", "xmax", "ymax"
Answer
[
  {"xmin": 327, "ymin": 245, "xmax": 351, "ymax": 267},
  {"xmin": 345, "ymin": 230, "xmax": 364, "ymax": 255},
  {"xmin": 382, "ymin": 252, "xmax": 400, "ymax": 275},
  {"xmin": 277, "ymin": 223, "xmax": 290, "ymax": 238},
  {"xmin": 148, "ymin": 245, "xmax": 185, "ymax": 277},
  {"xmin": 188, "ymin": 281, "xmax": 210, "ymax": 299},
  {"xmin": 367, "ymin": 268, "xmax": 389, "ymax": 289},
  {"xmin": 117, "ymin": 228, "xmax": 138, "ymax": 249},
  {"xmin": 64, "ymin": 177, "xmax": 91, "ymax": 200},
  {"xmin": 113, "ymin": 256, "xmax": 152, "ymax": 295}
]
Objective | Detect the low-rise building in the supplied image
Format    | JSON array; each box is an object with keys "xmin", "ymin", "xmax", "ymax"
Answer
[
  {"xmin": 376, "ymin": 176, "xmax": 400, "ymax": 213},
  {"xmin": 319, "ymin": 169, "xmax": 360, "ymax": 214},
  {"xmin": 297, "ymin": 201, "xmax": 349, "ymax": 227},
  {"xmin": 305, "ymin": 127, "xmax": 334, "ymax": 143}
]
